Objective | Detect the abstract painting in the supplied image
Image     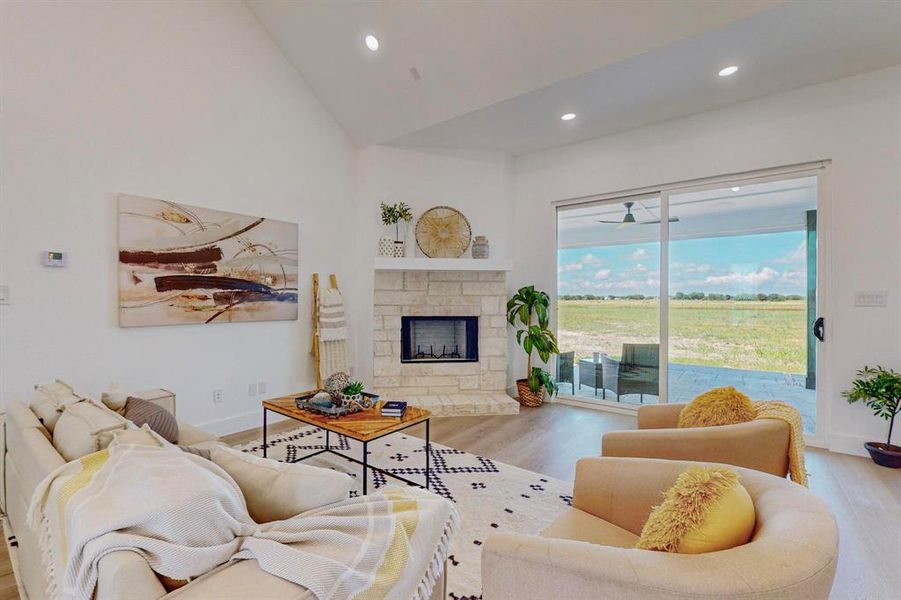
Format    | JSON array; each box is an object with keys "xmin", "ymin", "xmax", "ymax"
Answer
[{"xmin": 118, "ymin": 194, "xmax": 298, "ymax": 327}]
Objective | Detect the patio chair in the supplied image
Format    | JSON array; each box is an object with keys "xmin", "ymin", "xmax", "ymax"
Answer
[
  {"xmin": 601, "ymin": 343, "xmax": 659, "ymax": 402},
  {"xmin": 556, "ymin": 351, "xmax": 574, "ymax": 393},
  {"xmin": 578, "ymin": 356, "xmax": 604, "ymax": 397}
]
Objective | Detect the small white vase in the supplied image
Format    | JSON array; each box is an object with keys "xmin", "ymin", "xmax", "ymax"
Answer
[
  {"xmin": 378, "ymin": 238, "xmax": 394, "ymax": 257},
  {"xmin": 393, "ymin": 241, "xmax": 405, "ymax": 257}
]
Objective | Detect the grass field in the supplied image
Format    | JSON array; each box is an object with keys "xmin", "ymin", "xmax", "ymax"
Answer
[{"xmin": 558, "ymin": 299, "xmax": 807, "ymax": 374}]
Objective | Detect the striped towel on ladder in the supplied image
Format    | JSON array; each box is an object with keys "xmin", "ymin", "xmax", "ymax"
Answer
[{"xmin": 318, "ymin": 287, "xmax": 347, "ymax": 341}]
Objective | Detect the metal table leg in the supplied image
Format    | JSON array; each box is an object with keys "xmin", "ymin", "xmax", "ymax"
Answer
[
  {"xmin": 362, "ymin": 440, "xmax": 369, "ymax": 495},
  {"xmin": 262, "ymin": 407, "xmax": 268, "ymax": 458},
  {"xmin": 425, "ymin": 419, "xmax": 430, "ymax": 490}
]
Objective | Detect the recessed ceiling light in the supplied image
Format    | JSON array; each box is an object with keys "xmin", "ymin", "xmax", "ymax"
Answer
[
  {"xmin": 364, "ymin": 34, "xmax": 379, "ymax": 51},
  {"xmin": 718, "ymin": 65, "xmax": 739, "ymax": 77},
  {"xmin": 731, "ymin": 186, "xmax": 741, "ymax": 192},
  {"xmin": 561, "ymin": 113, "xmax": 576, "ymax": 121}
]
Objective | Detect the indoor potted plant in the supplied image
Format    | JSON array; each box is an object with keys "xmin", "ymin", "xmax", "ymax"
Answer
[
  {"xmin": 380, "ymin": 201, "xmax": 413, "ymax": 257},
  {"xmin": 843, "ymin": 365, "xmax": 901, "ymax": 468},
  {"xmin": 507, "ymin": 285, "xmax": 559, "ymax": 406}
]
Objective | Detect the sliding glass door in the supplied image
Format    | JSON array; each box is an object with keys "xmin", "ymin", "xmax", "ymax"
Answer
[
  {"xmin": 556, "ymin": 195, "xmax": 662, "ymax": 405},
  {"xmin": 556, "ymin": 172, "xmax": 822, "ymax": 436}
]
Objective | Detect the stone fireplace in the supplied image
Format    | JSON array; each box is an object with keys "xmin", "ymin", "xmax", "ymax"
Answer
[{"xmin": 372, "ymin": 268, "xmax": 517, "ymax": 415}]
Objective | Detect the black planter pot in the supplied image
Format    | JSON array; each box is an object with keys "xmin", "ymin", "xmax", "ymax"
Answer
[{"xmin": 864, "ymin": 442, "xmax": 901, "ymax": 468}]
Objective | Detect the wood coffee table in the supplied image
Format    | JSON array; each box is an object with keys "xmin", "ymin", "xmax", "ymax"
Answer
[{"xmin": 261, "ymin": 395, "xmax": 431, "ymax": 495}]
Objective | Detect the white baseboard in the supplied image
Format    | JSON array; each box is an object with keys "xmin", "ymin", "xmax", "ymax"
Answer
[
  {"xmin": 196, "ymin": 409, "xmax": 289, "ymax": 437},
  {"xmin": 827, "ymin": 433, "xmax": 871, "ymax": 458}
]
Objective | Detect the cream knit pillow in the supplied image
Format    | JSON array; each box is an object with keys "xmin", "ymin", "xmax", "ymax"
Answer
[
  {"xmin": 210, "ymin": 446, "xmax": 353, "ymax": 523},
  {"xmin": 52, "ymin": 400, "xmax": 129, "ymax": 462}
]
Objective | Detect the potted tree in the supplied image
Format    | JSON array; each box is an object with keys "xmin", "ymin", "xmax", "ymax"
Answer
[
  {"xmin": 380, "ymin": 202, "xmax": 413, "ymax": 257},
  {"xmin": 507, "ymin": 285, "xmax": 559, "ymax": 406},
  {"xmin": 843, "ymin": 366, "xmax": 901, "ymax": 468}
]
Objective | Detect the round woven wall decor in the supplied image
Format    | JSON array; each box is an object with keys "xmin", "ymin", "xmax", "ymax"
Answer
[{"xmin": 415, "ymin": 206, "xmax": 472, "ymax": 258}]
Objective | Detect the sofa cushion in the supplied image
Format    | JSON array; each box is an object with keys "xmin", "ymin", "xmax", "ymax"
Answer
[
  {"xmin": 98, "ymin": 424, "xmax": 162, "ymax": 448},
  {"xmin": 53, "ymin": 400, "xmax": 129, "ymax": 462},
  {"xmin": 100, "ymin": 383, "xmax": 131, "ymax": 413},
  {"xmin": 541, "ymin": 508, "xmax": 638, "ymax": 549},
  {"xmin": 124, "ymin": 397, "xmax": 179, "ymax": 443},
  {"xmin": 209, "ymin": 446, "xmax": 353, "ymax": 523},
  {"xmin": 678, "ymin": 386, "xmax": 755, "ymax": 428},
  {"xmin": 177, "ymin": 422, "xmax": 217, "ymax": 447},
  {"xmin": 29, "ymin": 380, "xmax": 84, "ymax": 432},
  {"xmin": 636, "ymin": 465, "xmax": 755, "ymax": 554}
]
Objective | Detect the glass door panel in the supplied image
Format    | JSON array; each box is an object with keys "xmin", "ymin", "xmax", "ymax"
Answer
[
  {"xmin": 666, "ymin": 177, "xmax": 818, "ymax": 433},
  {"xmin": 557, "ymin": 196, "xmax": 661, "ymax": 405}
]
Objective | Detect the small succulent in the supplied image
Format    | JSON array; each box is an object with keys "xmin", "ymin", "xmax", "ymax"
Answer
[{"xmin": 342, "ymin": 381, "xmax": 364, "ymax": 396}]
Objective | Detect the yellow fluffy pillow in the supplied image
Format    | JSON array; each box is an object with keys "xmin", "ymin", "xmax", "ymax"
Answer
[
  {"xmin": 678, "ymin": 386, "xmax": 755, "ymax": 428},
  {"xmin": 636, "ymin": 465, "xmax": 755, "ymax": 554}
]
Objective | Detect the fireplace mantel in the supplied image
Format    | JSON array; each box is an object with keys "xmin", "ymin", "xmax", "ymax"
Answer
[{"xmin": 373, "ymin": 257, "xmax": 512, "ymax": 272}]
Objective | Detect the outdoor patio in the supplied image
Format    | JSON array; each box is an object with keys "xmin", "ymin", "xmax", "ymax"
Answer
[{"xmin": 560, "ymin": 361, "xmax": 816, "ymax": 434}]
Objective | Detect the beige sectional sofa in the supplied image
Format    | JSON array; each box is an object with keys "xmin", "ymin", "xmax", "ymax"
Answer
[{"xmin": 1, "ymin": 397, "xmax": 445, "ymax": 600}]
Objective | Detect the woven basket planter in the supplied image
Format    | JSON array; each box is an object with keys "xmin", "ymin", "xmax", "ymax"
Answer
[{"xmin": 516, "ymin": 379, "xmax": 544, "ymax": 407}]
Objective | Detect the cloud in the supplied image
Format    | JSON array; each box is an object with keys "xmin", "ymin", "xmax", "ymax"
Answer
[
  {"xmin": 704, "ymin": 267, "xmax": 778, "ymax": 286},
  {"xmin": 772, "ymin": 242, "xmax": 806, "ymax": 265},
  {"xmin": 558, "ymin": 263, "xmax": 582, "ymax": 273},
  {"xmin": 581, "ymin": 253, "xmax": 603, "ymax": 265},
  {"xmin": 780, "ymin": 270, "xmax": 805, "ymax": 286},
  {"xmin": 671, "ymin": 262, "xmax": 711, "ymax": 273},
  {"xmin": 628, "ymin": 248, "xmax": 648, "ymax": 260},
  {"xmin": 594, "ymin": 269, "xmax": 612, "ymax": 280},
  {"xmin": 634, "ymin": 263, "xmax": 648, "ymax": 272}
]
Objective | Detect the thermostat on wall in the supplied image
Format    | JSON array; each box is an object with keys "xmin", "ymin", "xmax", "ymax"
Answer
[{"xmin": 42, "ymin": 251, "xmax": 67, "ymax": 267}]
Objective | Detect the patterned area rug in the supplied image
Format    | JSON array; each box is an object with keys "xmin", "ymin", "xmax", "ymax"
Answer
[{"xmin": 238, "ymin": 425, "xmax": 574, "ymax": 600}]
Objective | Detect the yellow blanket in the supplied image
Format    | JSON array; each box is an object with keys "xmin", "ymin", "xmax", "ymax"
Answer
[{"xmin": 754, "ymin": 401, "xmax": 808, "ymax": 487}]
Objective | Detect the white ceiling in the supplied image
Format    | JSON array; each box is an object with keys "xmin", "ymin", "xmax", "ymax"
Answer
[
  {"xmin": 247, "ymin": 0, "xmax": 780, "ymax": 147},
  {"xmin": 249, "ymin": 1, "xmax": 901, "ymax": 155},
  {"xmin": 558, "ymin": 177, "xmax": 817, "ymax": 249}
]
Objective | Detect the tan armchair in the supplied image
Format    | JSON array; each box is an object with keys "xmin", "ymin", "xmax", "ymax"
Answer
[
  {"xmin": 601, "ymin": 402, "xmax": 791, "ymax": 477},
  {"xmin": 482, "ymin": 457, "xmax": 838, "ymax": 600}
]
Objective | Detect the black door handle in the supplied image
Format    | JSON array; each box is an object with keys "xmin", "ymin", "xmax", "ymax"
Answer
[{"xmin": 813, "ymin": 317, "xmax": 825, "ymax": 342}]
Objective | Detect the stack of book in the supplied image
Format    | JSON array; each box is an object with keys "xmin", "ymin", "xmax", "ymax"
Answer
[{"xmin": 381, "ymin": 401, "xmax": 407, "ymax": 418}]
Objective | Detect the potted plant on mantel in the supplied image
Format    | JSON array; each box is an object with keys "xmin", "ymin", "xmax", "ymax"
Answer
[
  {"xmin": 843, "ymin": 365, "xmax": 901, "ymax": 468},
  {"xmin": 380, "ymin": 202, "xmax": 414, "ymax": 257},
  {"xmin": 507, "ymin": 285, "xmax": 559, "ymax": 407}
]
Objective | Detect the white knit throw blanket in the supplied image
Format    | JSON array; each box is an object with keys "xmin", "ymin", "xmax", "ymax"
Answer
[{"xmin": 27, "ymin": 443, "xmax": 459, "ymax": 600}]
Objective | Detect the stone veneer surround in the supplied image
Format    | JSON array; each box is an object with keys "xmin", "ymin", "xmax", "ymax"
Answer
[{"xmin": 372, "ymin": 270, "xmax": 508, "ymax": 397}]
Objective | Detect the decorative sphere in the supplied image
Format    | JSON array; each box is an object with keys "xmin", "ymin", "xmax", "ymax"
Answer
[{"xmin": 324, "ymin": 372, "xmax": 351, "ymax": 401}]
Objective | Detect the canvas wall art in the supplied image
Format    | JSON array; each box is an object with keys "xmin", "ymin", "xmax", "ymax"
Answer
[{"xmin": 118, "ymin": 194, "xmax": 298, "ymax": 327}]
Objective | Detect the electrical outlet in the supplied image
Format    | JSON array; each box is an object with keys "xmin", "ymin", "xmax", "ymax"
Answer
[
  {"xmin": 247, "ymin": 382, "xmax": 257, "ymax": 396},
  {"xmin": 212, "ymin": 389, "xmax": 224, "ymax": 404},
  {"xmin": 855, "ymin": 290, "xmax": 887, "ymax": 307},
  {"xmin": 258, "ymin": 381, "xmax": 267, "ymax": 395}
]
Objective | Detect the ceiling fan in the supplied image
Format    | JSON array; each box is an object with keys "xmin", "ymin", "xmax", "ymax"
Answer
[{"xmin": 596, "ymin": 201, "xmax": 680, "ymax": 229}]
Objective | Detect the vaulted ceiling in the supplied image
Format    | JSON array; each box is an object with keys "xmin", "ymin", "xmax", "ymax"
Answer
[{"xmin": 249, "ymin": 1, "xmax": 901, "ymax": 154}]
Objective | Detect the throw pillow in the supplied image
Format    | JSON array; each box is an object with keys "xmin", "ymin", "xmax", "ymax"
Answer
[
  {"xmin": 678, "ymin": 386, "xmax": 755, "ymax": 428},
  {"xmin": 29, "ymin": 380, "xmax": 84, "ymax": 432},
  {"xmin": 98, "ymin": 424, "xmax": 162, "ymax": 448},
  {"xmin": 124, "ymin": 397, "xmax": 179, "ymax": 443},
  {"xmin": 53, "ymin": 400, "xmax": 129, "ymax": 462},
  {"xmin": 100, "ymin": 383, "xmax": 130, "ymax": 413},
  {"xmin": 209, "ymin": 446, "xmax": 353, "ymax": 523},
  {"xmin": 636, "ymin": 465, "xmax": 755, "ymax": 554}
]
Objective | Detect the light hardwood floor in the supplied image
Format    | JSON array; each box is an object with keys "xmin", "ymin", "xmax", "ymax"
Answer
[{"xmin": 2, "ymin": 403, "xmax": 897, "ymax": 599}]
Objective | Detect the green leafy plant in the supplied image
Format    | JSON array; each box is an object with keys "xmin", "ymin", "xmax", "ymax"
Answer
[
  {"xmin": 843, "ymin": 366, "xmax": 901, "ymax": 447},
  {"xmin": 507, "ymin": 285, "xmax": 559, "ymax": 395},
  {"xmin": 342, "ymin": 380, "xmax": 364, "ymax": 396},
  {"xmin": 380, "ymin": 202, "xmax": 414, "ymax": 241}
]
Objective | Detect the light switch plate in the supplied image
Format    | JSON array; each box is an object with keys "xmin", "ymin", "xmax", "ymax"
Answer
[{"xmin": 855, "ymin": 291, "xmax": 887, "ymax": 307}]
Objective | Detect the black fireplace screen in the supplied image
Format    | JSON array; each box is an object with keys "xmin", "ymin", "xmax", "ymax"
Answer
[{"xmin": 400, "ymin": 316, "xmax": 479, "ymax": 363}]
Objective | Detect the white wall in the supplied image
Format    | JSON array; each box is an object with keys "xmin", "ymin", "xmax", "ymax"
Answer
[
  {"xmin": 512, "ymin": 65, "xmax": 901, "ymax": 454},
  {"xmin": 351, "ymin": 146, "xmax": 513, "ymax": 384},
  {"xmin": 0, "ymin": 1, "xmax": 356, "ymax": 434}
]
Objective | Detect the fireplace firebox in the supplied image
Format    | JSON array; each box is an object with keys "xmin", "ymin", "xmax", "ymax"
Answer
[{"xmin": 400, "ymin": 316, "xmax": 479, "ymax": 363}]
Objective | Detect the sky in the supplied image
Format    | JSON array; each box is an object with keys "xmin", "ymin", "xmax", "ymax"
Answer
[{"xmin": 558, "ymin": 230, "xmax": 807, "ymax": 296}]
